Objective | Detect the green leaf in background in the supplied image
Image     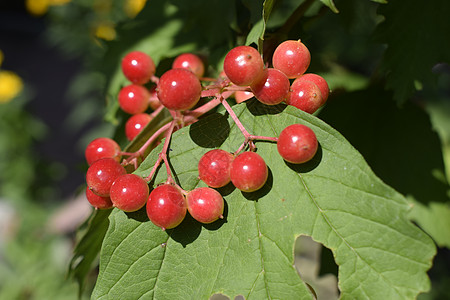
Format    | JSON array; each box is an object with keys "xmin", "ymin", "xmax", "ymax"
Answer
[
  {"xmin": 92, "ymin": 101, "xmax": 435, "ymax": 299},
  {"xmin": 374, "ymin": 0, "xmax": 450, "ymax": 104},
  {"xmin": 319, "ymin": 0, "xmax": 338, "ymax": 13},
  {"xmin": 245, "ymin": 0, "xmax": 275, "ymax": 49},
  {"xmin": 68, "ymin": 209, "xmax": 111, "ymax": 295}
]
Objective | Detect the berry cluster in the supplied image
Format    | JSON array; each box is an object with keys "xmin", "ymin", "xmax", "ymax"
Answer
[{"xmin": 84, "ymin": 39, "xmax": 327, "ymax": 230}]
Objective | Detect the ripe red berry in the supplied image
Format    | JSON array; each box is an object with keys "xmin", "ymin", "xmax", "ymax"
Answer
[
  {"xmin": 172, "ymin": 53, "xmax": 205, "ymax": 78},
  {"xmin": 118, "ymin": 84, "xmax": 150, "ymax": 114},
  {"xmin": 298, "ymin": 73, "xmax": 329, "ymax": 102},
  {"xmin": 110, "ymin": 174, "xmax": 149, "ymax": 212},
  {"xmin": 147, "ymin": 85, "xmax": 162, "ymax": 110},
  {"xmin": 186, "ymin": 187, "xmax": 224, "ymax": 224},
  {"xmin": 230, "ymin": 151, "xmax": 268, "ymax": 193},
  {"xmin": 157, "ymin": 68, "xmax": 202, "ymax": 111},
  {"xmin": 272, "ymin": 40, "xmax": 311, "ymax": 79},
  {"xmin": 85, "ymin": 137, "xmax": 121, "ymax": 166},
  {"xmin": 85, "ymin": 186, "xmax": 113, "ymax": 209},
  {"xmin": 146, "ymin": 184, "xmax": 187, "ymax": 230},
  {"xmin": 121, "ymin": 51, "xmax": 156, "ymax": 85},
  {"xmin": 286, "ymin": 79, "xmax": 323, "ymax": 114},
  {"xmin": 86, "ymin": 158, "xmax": 127, "ymax": 197},
  {"xmin": 198, "ymin": 149, "xmax": 234, "ymax": 188},
  {"xmin": 223, "ymin": 45, "xmax": 264, "ymax": 86},
  {"xmin": 125, "ymin": 113, "xmax": 152, "ymax": 141},
  {"xmin": 277, "ymin": 124, "xmax": 318, "ymax": 164},
  {"xmin": 250, "ymin": 68, "xmax": 290, "ymax": 105}
]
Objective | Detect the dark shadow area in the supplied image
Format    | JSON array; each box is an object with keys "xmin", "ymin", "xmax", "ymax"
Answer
[
  {"xmin": 242, "ymin": 167, "xmax": 273, "ymax": 201},
  {"xmin": 285, "ymin": 144, "xmax": 323, "ymax": 173},
  {"xmin": 125, "ymin": 206, "xmax": 149, "ymax": 222},
  {"xmin": 245, "ymin": 98, "xmax": 287, "ymax": 116},
  {"xmin": 215, "ymin": 181, "xmax": 236, "ymax": 196},
  {"xmin": 189, "ymin": 112, "xmax": 231, "ymax": 148},
  {"xmin": 166, "ymin": 213, "xmax": 202, "ymax": 247},
  {"xmin": 318, "ymin": 245, "xmax": 339, "ymax": 277}
]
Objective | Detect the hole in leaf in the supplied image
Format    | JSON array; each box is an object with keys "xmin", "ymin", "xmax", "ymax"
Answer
[
  {"xmin": 294, "ymin": 235, "xmax": 339, "ymax": 300},
  {"xmin": 209, "ymin": 294, "xmax": 245, "ymax": 300}
]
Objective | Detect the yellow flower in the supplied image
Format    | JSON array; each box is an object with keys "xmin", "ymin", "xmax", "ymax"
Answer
[
  {"xmin": 95, "ymin": 23, "xmax": 117, "ymax": 41},
  {"xmin": 26, "ymin": 0, "xmax": 49, "ymax": 16},
  {"xmin": 0, "ymin": 71, "xmax": 24, "ymax": 104},
  {"xmin": 49, "ymin": 0, "xmax": 71, "ymax": 5},
  {"xmin": 125, "ymin": 0, "xmax": 147, "ymax": 18}
]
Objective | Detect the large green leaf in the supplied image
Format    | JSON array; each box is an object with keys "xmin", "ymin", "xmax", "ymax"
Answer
[{"xmin": 92, "ymin": 100, "xmax": 435, "ymax": 299}]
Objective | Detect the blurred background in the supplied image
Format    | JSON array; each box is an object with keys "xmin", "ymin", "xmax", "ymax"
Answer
[{"xmin": 0, "ymin": 0, "xmax": 146, "ymax": 298}]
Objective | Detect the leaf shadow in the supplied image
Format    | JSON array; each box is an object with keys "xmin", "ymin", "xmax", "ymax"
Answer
[
  {"xmin": 285, "ymin": 143, "xmax": 323, "ymax": 173},
  {"xmin": 189, "ymin": 112, "xmax": 231, "ymax": 148},
  {"xmin": 245, "ymin": 98, "xmax": 287, "ymax": 116},
  {"xmin": 241, "ymin": 167, "xmax": 273, "ymax": 201},
  {"xmin": 125, "ymin": 206, "xmax": 150, "ymax": 222}
]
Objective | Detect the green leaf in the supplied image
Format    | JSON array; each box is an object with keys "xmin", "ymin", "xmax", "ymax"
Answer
[
  {"xmin": 245, "ymin": 0, "xmax": 276, "ymax": 48},
  {"xmin": 68, "ymin": 209, "xmax": 111, "ymax": 294},
  {"xmin": 374, "ymin": 0, "xmax": 450, "ymax": 104},
  {"xmin": 319, "ymin": 0, "xmax": 339, "ymax": 13},
  {"xmin": 93, "ymin": 101, "xmax": 435, "ymax": 299}
]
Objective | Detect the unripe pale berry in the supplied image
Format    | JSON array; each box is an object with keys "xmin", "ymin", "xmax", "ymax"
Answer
[
  {"xmin": 157, "ymin": 68, "xmax": 202, "ymax": 111},
  {"xmin": 230, "ymin": 151, "xmax": 268, "ymax": 193},
  {"xmin": 146, "ymin": 184, "xmax": 187, "ymax": 230},
  {"xmin": 85, "ymin": 137, "xmax": 121, "ymax": 166},
  {"xmin": 86, "ymin": 158, "xmax": 127, "ymax": 197},
  {"xmin": 223, "ymin": 46, "xmax": 264, "ymax": 86},
  {"xmin": 187, "ymin": 187, "xmax": 224, "ymax": 224},
  {"xmin": 172, "ymin": 53, "xmax": 205, "ymax": 78},
  {"xmin": 277, "ymin": 124, "xmax": 318, "ymax": 164},
  {"xmin": 121, "ymin": 51, "xmax": 156, "ymax": 85},
  {"xmin": 272, "ymin": 40, "xmax": 311, "ymax": 79}
]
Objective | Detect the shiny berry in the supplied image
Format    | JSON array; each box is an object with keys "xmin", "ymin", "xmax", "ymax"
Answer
[
  {"xmin": 125, "ymin": 113, "xmax": 152, "ymax": 141},
  {"xmin": 110, "ymin": 174, "xmax": 149, "ymax": 212},
  {"xmin": 230, "ymin": 151, "xmax": 268, "ymax": 192},
  {"xmin": 277, "ymin": 124, "xmax": 318, "ymax": 164},
  {"xmin": 121, "ymin": 51, "xmax": 156, "ymax": 85},
  {"xmin": 286, "ymin": 79, "xmax": 323, "ymax": 114},
  {"xmin": 223, "ymin": 46, "xmax": 264, "ymax": 86},
  {"xmin": 118, "ymin": 84, "xmax": 150, "ymax": 114},
  {"xmin": 250, "ymin": 68, "xmax": 290, "ymax": 105},
  {"xmin": 198, "ymin": 149, "xmax": 234, "ymax": 188},
  {"xmin": 85, "ymin": 137, "xmax": 121, "ymax": 166},
  {"xmin": 157, "ymin": 68, "xmax": 202, "ymax": 111},
  {"xmin": 85, "ymin": 186, "xmax": 113, "ymax": 209},
  {"xmin": 146, "ymin": 184, "xmax": 187, "ymax": 230},
  {"xmin": 272, "ymin": 40, "xmax": 310, "ymax": 79},
  {"xmin": 298, "ymin": 73, "xmax": 329, "ymax": 102},
  {"xmin": 187, "ymin": 187, "xmax": 224, "ymax": 224},
  {"xmin": 86, "ymin": 158, "xmax": 127, "ymax": 197}
]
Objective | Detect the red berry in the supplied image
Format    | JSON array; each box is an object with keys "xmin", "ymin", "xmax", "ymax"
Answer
[
  {"xmin": 146, "ymin": 184, "xmax": 187, "ymax": 230},
  {"xmin": 147, "ymin": 85, "xmax": 162, "ymax": 110},
  {"xmin": 277, "ymin": 124, "xmax": 318, "ymax": 164},
  {"xmin": 157, "ymin": 68, "xmax": 202, "ymax": 111},
  {"xmin": 230, "ymin": 151, "xmax": 268, "ymax": 193},
  {"xmin": 125, "ymin": 113, "xmax": 152, "ymax": 141},
  {"xmin": 110, "ymin": 174, "xmax": 149, "ymax": 212},
  {"xmin": 223, "ymin": 46, "xmax": 264, "ymax": 86},
  {"xmin": 298, "ymin": 73, "xmax": 329, "ymax": 102},
  {"xmin": 121, "ymin": 51, "xmax": 156, "ymax": 85},
  {"xmin": 172, "ymin": 53, "xmax": 205, "ymax": 78},
  {"xmin": 198, "ymin": 149, "xmax": 234, "ymax": 188},
  {"xmin": 286, "ymin": 79, "xmax": 323, "ymax": 114},
  {"xmin": 85, "ymin": 137, "xmax": 121, "ymax": 166},
  {"xmin": 85, "ymin": 186, "xmax": 113, "ymax": 209},
  {"xmin": 86, "ymin": 158, "xmax": 127, "ymax": 197},
  {"xmin": 250, "ymin": 68, "xmax": 290, "ymax": 105},
  {"xmin": 272, "ymin": 40, "xmax": 311, "ymax": 79},
  {"xmin": 186, "ymin": 187, "xmax": 224, "ymax": 224},
  {"xmin": 118, "ymin": 84, "xmax": 150, "ymax": 114}
]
